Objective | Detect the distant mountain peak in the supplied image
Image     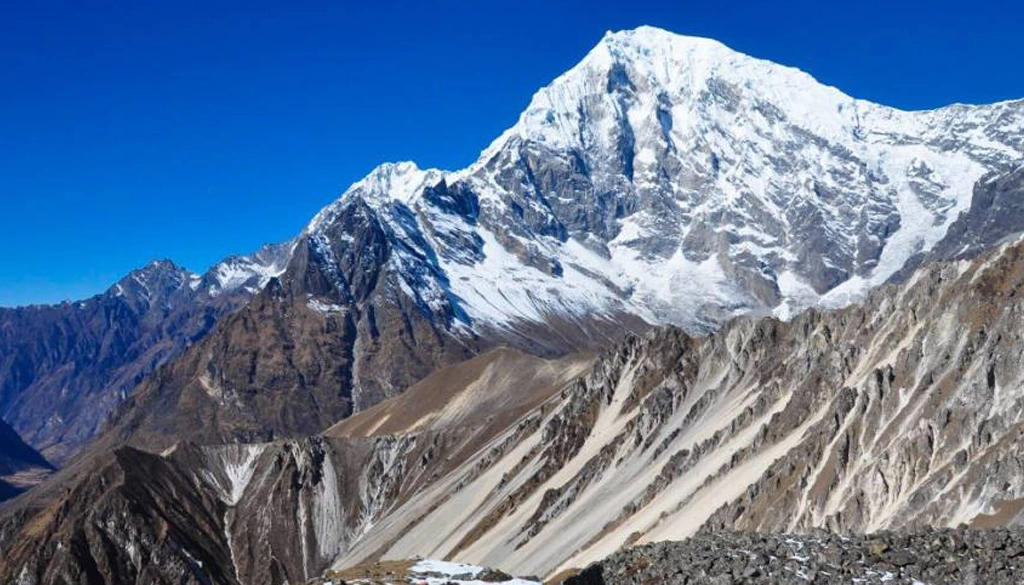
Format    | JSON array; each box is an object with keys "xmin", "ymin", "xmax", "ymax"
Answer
[
  {"xmin": 106, "ymin": 258, "xmax": 196, "ymax": 305},
  {"xmin": 129, "ymin": 258, "xmax": 191, "ymax": 278},
  {"xmin": 502, "ymin": 25, "xmax": 859, "ymax": 156}
]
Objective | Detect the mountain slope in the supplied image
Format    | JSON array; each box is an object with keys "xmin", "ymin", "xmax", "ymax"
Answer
[
  {"xmin": 0, "ymin": 244, "xmax": 291, "ymax": 463},
  {"xmin": 0, "ymin": 446, "xmax": 239, "ymax": 585},
  {"xmin": 0, "ymin": 349, "xmax": 590, "ymax": 585},
  {"xmin": 326, "ymin": 232, "xmax": 1024, "ymax": 577},
  {"xmin": 0, "ymin": 419, "xmax": 52, "ymax": 502},
  {"xmin": 9, "ymin": 235, "xmax": 1024, "ymax": 584}
]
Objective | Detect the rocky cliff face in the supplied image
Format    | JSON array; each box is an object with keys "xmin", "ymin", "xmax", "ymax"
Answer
[{"xmin": 0, "ymin": 244, "xmax": 292, "ymax": 463}]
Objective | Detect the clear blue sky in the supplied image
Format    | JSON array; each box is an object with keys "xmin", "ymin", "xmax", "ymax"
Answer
[{"xmin": 2, "ymin": 0, "xmax": 1022, "ymax": 306}]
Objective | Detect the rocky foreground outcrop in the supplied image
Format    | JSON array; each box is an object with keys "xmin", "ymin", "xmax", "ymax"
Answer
[{"xmin": 564, "ymin": 528, "xmax": 1024, "ymax": 584}]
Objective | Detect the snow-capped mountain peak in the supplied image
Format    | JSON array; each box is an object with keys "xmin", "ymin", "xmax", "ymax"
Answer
[
  {"xmin": 107, "ymin": 259, "xmax": 197, "ymax": 306},
  {"xmin": 496, "ymin": 26, "xmax": 857, "ymax": 156},
  {"xmin": 294, "ymin": 27, "xmax": 1024, "ymax": 334}
]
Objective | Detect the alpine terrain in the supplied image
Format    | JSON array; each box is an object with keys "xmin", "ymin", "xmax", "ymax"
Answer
[
  {"xmin": 0, "ymin": 419, "xmax": 52, "ymax": 502},
  {"xmin": 2, "ymin": 25, "xmax": 1024, "ymax": 585},
  {"xmin": 0, "ymin": 244, "xmax": 293, "ymax": 464}
]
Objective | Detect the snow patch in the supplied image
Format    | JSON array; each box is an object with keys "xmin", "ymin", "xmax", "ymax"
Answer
[
  {"xmin": 407, "ymin": 560, "xmax": 540, "ymax": 585},
  {"xmin": 307, "ymin": 296, "xmax": 346, "ymax": 314}
]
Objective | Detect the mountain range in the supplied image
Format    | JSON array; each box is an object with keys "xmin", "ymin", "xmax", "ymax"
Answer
[
  {"xmin": 2, "ymin": 26, "xmax": 1024, "ymax": 585},
  {"xmin": 0, "ymin": 244, "xmax": 292, "ymax": 464}
]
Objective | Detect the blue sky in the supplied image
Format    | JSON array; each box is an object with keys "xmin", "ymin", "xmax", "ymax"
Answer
[{"xmin": 2, "ymin": 0, "xmax": 1022, "ymax": 306}]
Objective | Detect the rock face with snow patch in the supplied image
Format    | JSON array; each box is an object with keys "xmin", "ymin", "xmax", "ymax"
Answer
[{"xmin": 896, "ymin": 164, "xmax": 1024, "ymax": 273}]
